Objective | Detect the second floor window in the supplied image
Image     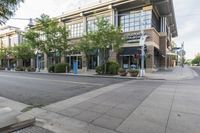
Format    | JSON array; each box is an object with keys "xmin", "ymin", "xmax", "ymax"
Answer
[
  {"xmin": 68, "ymin": 22, "xmax": 83, "ymax": 38},
  {"xmin": 119, "ymin": 10, "xmax": 152, "ymax": 32}
]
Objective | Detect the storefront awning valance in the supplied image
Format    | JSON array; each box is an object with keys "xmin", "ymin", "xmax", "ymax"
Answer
[{"xmin": 119, "ymin": 47, "xmax": 141, "ymax": 56}]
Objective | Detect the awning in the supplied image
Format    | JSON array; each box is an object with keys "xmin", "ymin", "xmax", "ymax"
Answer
[{"xmin": 119, "ymin": 47, "xmax": 141, "ymax": 56}]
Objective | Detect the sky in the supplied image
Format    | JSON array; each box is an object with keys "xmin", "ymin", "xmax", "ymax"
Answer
[{"xmin": 4, "ymin": 0, "xmax": 200, "ymax": 59}]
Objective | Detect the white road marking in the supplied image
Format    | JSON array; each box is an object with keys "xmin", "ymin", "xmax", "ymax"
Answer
[{"xmin": 0, "ymin": 74, "xmax": 104, "ymax": 86}]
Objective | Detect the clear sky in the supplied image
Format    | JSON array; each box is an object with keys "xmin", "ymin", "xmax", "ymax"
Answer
[{"xmin": 4, "ymin": 0, "xmax": 200, "ymax": 59}]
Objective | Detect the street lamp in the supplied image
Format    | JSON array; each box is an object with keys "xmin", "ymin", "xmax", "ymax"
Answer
[
  {"xmin": 35, "ymin": 50, "xmax": 41, "ymax": 72},
  {"xmin": 10, "ymin": 18, "xmax": 35, "ymax": 28},
  {"xmin": 139, "ymin": 10, "xmax": 148, "ymax": 77}
]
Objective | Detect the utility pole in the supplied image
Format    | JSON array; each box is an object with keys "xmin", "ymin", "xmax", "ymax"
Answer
[{"xmin": 139, "ymin": 10, "xmax": 148, "ymax": 77}]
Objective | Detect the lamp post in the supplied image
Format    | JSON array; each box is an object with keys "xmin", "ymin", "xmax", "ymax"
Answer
[
  {"xmin": 35, "ymin": 50, "xmax": 40, "ymax": 72},
  {"xmin": 10, "ymin": 18, "xmax": 34, "ymax": 28},
  {"xmin": 139, "ymin": 10, "xmax": 148, "ymax": 77}
]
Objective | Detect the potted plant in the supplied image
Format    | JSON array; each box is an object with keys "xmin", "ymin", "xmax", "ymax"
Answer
[
  {"xmin": 118, "ymin": 68, "xmax": 127, "ymax": 76},
  {"xmin": 128, "ymin": 69, "xmax": 139, "ymax": 77}
]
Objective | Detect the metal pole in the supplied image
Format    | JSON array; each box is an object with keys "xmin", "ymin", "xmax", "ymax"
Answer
[
  {"xmin": 181, "ymin": 42, "xmax": 184, "ymax": 68},
  {"xmin": 140, "ymin": 10, "xmax": 145, "ymax": 77}
]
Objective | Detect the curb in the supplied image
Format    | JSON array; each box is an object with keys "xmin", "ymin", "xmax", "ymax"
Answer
[
  {"xmin": 0, "ymin": 115, "xmax": 35, "ymax": 133},
  {"xmin": 1, "ymin": 70, "xmax": 144, "ymax": 80}
]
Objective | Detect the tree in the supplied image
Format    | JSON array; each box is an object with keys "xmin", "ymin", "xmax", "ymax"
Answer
[
  {"xmin": 0, "ymin": 0, "xmax": 24, "ymax": 24},
  {"xmin": 88, "ymin": 17, "xmax": 124, "ymax": 74},
  {"xmin": 24, "ymin": 14, "xmax": 70, "ymax": 64},
  {"xmin": 12, "ymin": 43, "xmax": 35, "ymax": 66},
  {"xmin": 76, "ymin": 33, "xmax": 94, "ymax": 70},
  {"xmin": 192, "ymin": 54, "xmax": 200, "ymax": 65}
]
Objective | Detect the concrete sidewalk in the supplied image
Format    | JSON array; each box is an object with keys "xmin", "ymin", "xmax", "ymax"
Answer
[
  {"xmin": 1, "ymin": 66, "xmax": 200, "ymax": 132},
  {"xmin": 19, "ymin": 66, "xmax": 200, "ymax": 133},
  {"xmin": 146, "ymin": 66, "xmax": 199, "ymax": 80}
]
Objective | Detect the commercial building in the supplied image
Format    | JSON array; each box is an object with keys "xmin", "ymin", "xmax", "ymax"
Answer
[
  {"xmin": 36, "ymin": 0, "xmax": 178, "ymax": 72},
  {"xmin": 0, "ymin": 26, "xmax": 23, "ymax": 69}
]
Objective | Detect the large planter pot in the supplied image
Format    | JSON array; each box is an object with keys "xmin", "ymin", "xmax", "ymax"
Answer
[
  {"xmin": 119, "ymin": 72, "xmax": 127, "ymax": 76},
  {"xmin": 129, "ymin": 72, "xmax": 139, "ymax": 77}
]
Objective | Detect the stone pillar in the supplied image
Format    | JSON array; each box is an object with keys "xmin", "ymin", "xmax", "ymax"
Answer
[
  {"xmin": 44, "ymin": 53, "xmax": 48, "ymax": 71},
  {"xmin": 159, "ymin": 34, "xmax": 167, "ymax": 70},
  {"xmin": 61, "ymin": 55, "xmax": 65, "ymax": 63},
  {"xmin": 31, "ymin": 58, "xmax": 35, "ymax": 68},
  {"xmin": 146, "ymin": 45, "xmax": 154, "ymax": 72},
  {"xmin": 109, "ymin": 51, "xmax": 117, "ymax": 62},
  {"xmin": 17, "ymin": 59, "xmax": 23, "ymax": 67},
  {"xmin": 82, "ymin": 53, "xmax": 87, "ymax": 72}
]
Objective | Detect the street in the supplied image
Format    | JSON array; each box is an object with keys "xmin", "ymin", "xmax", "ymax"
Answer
[{"xmin": 0, "ymin": 71, "xmax": 130, "ymax": 106}]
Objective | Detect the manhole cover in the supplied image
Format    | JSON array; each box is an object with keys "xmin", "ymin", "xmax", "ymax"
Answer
[{"xmin": 12, "ymin": 126, "xmax": 54, "ymax": 133}]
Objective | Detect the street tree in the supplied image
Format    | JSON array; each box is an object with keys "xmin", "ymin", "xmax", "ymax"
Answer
[
  {"xmin": 12, "ymin": 43, "xmax": 35, "ymax": 66},
  {"xmin": 76, "ymin": 33, "xmax": 94, "ymax": 70},
  {"xmin": 88, "ymin": 17, "xmax": 124, "ymax": 74},
  {"xmin": 24, "ymin": 14, "xmax": 70, "ymax": 64},
  {"xmin": 192, "ymin": 54, "xmax": 200, "ymax": 65},
  {"xmin": 0, "ymin": 0, "xmax": 24, "ymax": 24}
]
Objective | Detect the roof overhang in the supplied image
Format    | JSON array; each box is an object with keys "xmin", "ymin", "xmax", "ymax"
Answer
[{"xmin": 150, "ymin": 0, "xmax": 178, "ymax": 37}]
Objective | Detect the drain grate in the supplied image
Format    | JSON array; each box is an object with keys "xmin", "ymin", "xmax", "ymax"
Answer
[{"xmin": 12, "ymin": 126, "xmax": 54, "ymax": 133}]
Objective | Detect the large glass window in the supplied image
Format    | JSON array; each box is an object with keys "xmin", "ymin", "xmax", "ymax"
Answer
[
  {"xmin": 87, "ymin": 16, "xmax": 111, "ymax": 32},
  {"xmin": 68, "ymin": 22, "xmax": 83, "ymax": 38},
  {"xmin": 119, "ymin": 10, "xmax": 152, "ymax": 32}
]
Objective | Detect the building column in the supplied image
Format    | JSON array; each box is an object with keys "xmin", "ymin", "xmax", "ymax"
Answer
[
  {"xmin": 61, "ymin": 55, "xmax": 65, "ymax": 63},
  {"xmin": 159, "ymin": 35, "xmax": 167, "ymax": 70},
  {"xmin": 17, "ymin": 59, "xmax": 23, "ymax": 67},
  {"xmin": 31, "ymin": 58, "xmax": 35, "ymax": 68},
  {"xmin": 82, "ymin": 53, "xmax": 87, "ymax": 72},
  {"xmin": 83, "ymin": 16, "xmax": 87, "ymax": 35},
  {"xmin": 146, "ymin": 45, "xmax": 154, "ymax": 72},
  {"xmin": 109, "ymin": 51, "xmax": 117, "ymax": 62},
  {"xmin": 44, "ymin": 53, "xmax": 48, "ymax": 71}
]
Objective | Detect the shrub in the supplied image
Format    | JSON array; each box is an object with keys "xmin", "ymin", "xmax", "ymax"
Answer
[
  {"xmin": 0, "ymin": 66, "xmax": 5, "ymax": 70},
  {"xmin": 96, "ymin": 65, "xmax": 104, "ymax": 75},
  {"xmin": 48, "ymin": 65, "xmax": 55, "ymax": 73},
  {"xmin": 27, "ymin": 67, "xmax": 36, "ymax": 72},
  {"xmin": 128, "ymin": 69, "xmax": 139, "ymax": 73},
  {"xmin": 118, "ymin": 68, "xmax": 126, "ymax": 73},
  {"xmin": 55, "ymin": 63, "xmax": 70, "ymax": 73},
  {"xmin": 106, "ymin": 61, "xmax": 119, "ymax": 75},
  {"xmin": 95, "ymin": 61, "xmax": 119, "ymax": 75},
  {"xmin": 15, "ymin": 66, "xmax": 26, "ymax": 71},
  {"xmin": 118, "ymin": 68, "xmax": 127, "ymax": 76}
]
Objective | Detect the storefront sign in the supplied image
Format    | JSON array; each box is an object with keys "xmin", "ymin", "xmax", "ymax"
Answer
[{"xmin": 124, "ymin": 32, "xmax": 147, "ymax": 43}]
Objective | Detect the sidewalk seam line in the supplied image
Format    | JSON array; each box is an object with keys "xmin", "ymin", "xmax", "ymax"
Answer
[{"xmin": 164, "ymin": 82, "xmax": 177, "ymax": 133}]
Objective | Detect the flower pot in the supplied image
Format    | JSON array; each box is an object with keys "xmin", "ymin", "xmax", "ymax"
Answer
[
  {"xmin": 119, "ymin": 72, "xmax": 127, "ymax": 76},
  {"xmin": 129, "ymin": 72, "xmax": 139, "ymax": 77}
]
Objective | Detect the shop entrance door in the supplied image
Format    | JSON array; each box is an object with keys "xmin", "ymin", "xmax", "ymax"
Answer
[{"xmin": 88, "ymin": 55, "xmax": 98, "ymax": 69}]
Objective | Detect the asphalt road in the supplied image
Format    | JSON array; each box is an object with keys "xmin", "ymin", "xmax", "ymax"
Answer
[{"xmin": 0, "ymin": 71, "xmax": 130, "ymax": 106}]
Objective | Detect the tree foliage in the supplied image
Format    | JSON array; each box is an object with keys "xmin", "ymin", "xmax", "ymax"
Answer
[
  {"xmin": 0, "ymin": 0, "xmax": 24, "ymax": 24},
  {"xmin": 24, "ymin": 14, "xmax": 70, "ymax": 63},
  {"xmin": 192, "ymin": 54, "xmax": 200, "ymax": 65},
  {"xmin": 12, "ymin": 43, "xmax": 34, "ymax": 60},
  {"xmin": 82, "ymin": 17, "xmax": 123, "ymax": 73}
]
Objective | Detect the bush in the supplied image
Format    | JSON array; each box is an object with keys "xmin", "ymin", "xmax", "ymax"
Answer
[
  {"xmin": 128, "ymin": 69, "xmax": 139, "ymax": 73},
  {"xmin": 27, "ymin": 67, "xmax": 36, "ymax": 72},
  {"xmin": 48, "ymin": 65, "xmax": 55, "ymax": 73},
  {"xmin": 96, "ymin": 61, "xmax": 119, "ymax": 75},
  {"xmin": 15, "ymin": 66, "xmax": 26, "ymax": 71},
  {"xmin": 54, "ymin": 63, "xmax": 70, "ymax": 73},
  {"xmin": 118, "ymin": 68, "xmax": 127, "ymax": 76},
  {"xmin": 118, "ymin": 68, "xmax": 126, "ymax": 73},
  {"xmin": 0, "ymin": 66, "xmax": 5, "ymax": 70},
  {"xmin": 106, "ymin": 61, "xmax": 119, "ymax": 75},
  {"xmin": 96, "ymin": 65, "xmax": 104, "ymax": 75}
]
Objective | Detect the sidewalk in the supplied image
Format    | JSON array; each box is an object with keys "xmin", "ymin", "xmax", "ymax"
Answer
[
  {"xmin": 1, "ymin": 66, "xmax": 200, "ymax": 132},
  {"xmin": 18, "ymin": 66, "xmax": 200, "ymax": 133},
  {"xmin": 146, "ymin": 66, "xmax": 199, "ymax": 80},
  {"xmin": 2, "ymin": 66, "xmax": 198, "ymax": 81}
]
